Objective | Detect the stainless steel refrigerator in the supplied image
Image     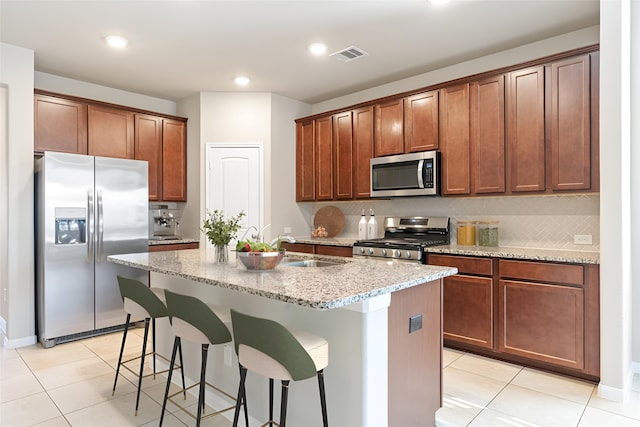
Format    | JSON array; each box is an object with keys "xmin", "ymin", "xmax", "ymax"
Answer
[{"xmin": 35, "ymin": 151, "xmax": 149, "ymax": 348}]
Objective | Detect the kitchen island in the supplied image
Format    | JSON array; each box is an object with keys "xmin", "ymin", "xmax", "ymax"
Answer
[{"xmin": 109, "ymin": 249, "xmax": 457, "ymax": 427}]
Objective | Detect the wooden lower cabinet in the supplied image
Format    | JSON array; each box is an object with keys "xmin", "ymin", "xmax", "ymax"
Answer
[
  {"xmin": 148, "ymin": 242, "xmax": 199, "ymax": 252},
  {"xmin": 443, "ymin": 275, "xmax": 493, "ymax": 349},
  {"xmin": 499, "ymin": 279, "xmax": 584, "ymax": 370},
  {"xmin": 428, "ymin": 253, "xmax": 600, "ymax": 380},
  {"xmin": 430, "ymin": 254, "xmax": 493, "ymax": 349},
  {"xmin": 280, "ymin": 242, "xmax": 352, "ymax": 257}
]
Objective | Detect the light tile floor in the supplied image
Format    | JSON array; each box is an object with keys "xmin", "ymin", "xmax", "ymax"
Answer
[{"xmin": 1, "ymin": 330, "xmax": 639, "ymax": 426}]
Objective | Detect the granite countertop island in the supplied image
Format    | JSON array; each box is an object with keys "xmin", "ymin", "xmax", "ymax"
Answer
[
  {"xmin": 109, "ymin": 249, "xmax": 456, "ymax": 309},
  {"xmin": 108, "ymin": 248, "xmax": 456, "ymax": 426}
]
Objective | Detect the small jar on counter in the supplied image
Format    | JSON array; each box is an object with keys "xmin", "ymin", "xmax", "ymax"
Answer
[
  {"xmin": 478, "ymin": 221, "xmax": 499, "ymax": 247},
  {"xmin": 456, "ymin": 220, "xmax": 476, "ymax": 246}
]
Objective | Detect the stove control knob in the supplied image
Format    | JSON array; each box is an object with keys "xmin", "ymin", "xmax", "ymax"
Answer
[
  {"xmin": 381, "ymin": 249, "xmax": 387, "ymax": 256},
  {"xmin": 405, "ymin": 251, "xmax": 412, "ymax": 259},
  {"xmin": 393, "ymin": 250, "xmax": 401, "ymax": 258},
  {"xmin": 367, "ymin": 248, "xmax": 374, "ymax": 255},
  {"xmin": 359, "ymin": 247, "xmax": 365, "ymax": 254}
]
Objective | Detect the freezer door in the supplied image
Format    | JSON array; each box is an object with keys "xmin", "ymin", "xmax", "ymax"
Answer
[
  {"xmin": 36, "ymin": 152, "xmax": 95, "ymax": 342},
  {"xmin": 94, "ymin": 156, "xmax": 149, "ymax": 329}
]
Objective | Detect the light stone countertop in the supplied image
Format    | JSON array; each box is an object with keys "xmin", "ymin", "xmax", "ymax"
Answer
[
  {"xmin": 292, "ymin": 237, "xmax": 600, "ymax": 264},
  {"xmin": 291, "ymin": 236, "xmax": 357, "ymax": 247},
  {"xmin": 108, "ymin": 249, "xmax": 457, "ymax": 310},
  {"xmin": 425, "ymin": 245, "xmax": 600, "ymax": 264}
]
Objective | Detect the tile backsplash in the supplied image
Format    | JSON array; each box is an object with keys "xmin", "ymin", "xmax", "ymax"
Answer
[{"xmin": 299, "ymin": 194, "xmax": 600, "ymax": 251}]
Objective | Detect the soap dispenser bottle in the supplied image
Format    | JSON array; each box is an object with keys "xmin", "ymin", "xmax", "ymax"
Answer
[
  {"xmin": 367, "ymin": 209, "xmax": 378, "ymax": 239},
  {"xmin": 358, "ymin": 209, "xmax": 368, "ymax": 239}
]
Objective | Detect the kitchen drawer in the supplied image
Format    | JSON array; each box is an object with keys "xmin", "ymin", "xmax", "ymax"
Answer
[
  {"xmin": 499, "ymin": 260, "xmax": 584, "ymax": 286},
  {"xmin": 148, "ymin": 242, "xmax": 199, "ymax": 252},
  {"xmin": 316, "ymin": 245, "xmax": 352, "ymax": 257},
  {"xmin": 428, "ymin": 254, "xmax": 492, "ymax": 276},
  {"xmin": 280, "ymin": 242, "xmax": 315, "ymax": 254}
]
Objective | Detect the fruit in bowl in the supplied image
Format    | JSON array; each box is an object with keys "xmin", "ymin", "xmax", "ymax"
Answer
[{"xmin": 235, "ymin": 240, "xmax": 284, "ymax": 270}]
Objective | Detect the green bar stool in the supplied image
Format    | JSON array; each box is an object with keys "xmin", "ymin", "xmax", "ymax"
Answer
[
  {"xmin": 230, "ymin": 309, "xmax": 329, "ymax": 427},
  {"xmin": 113, "ymin": 276, "xmax": 186, "ymax": 415},
  {"xmin": 160, "ymin": 290, "xmax": 247, "ymax": 427}
]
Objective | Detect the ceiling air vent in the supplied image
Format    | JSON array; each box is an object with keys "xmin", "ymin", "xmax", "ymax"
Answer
[{"xmin": 330, "ymin": 46, "xmax": 368, "ymax": 62}]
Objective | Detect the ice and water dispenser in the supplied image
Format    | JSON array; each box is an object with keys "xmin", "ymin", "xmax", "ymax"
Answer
[{"xmin": 54, "ymin": 207, "xmax": 86, "ymax": 245}]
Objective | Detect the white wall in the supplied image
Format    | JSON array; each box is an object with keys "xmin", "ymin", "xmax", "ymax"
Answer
[
  {"xmin": 35, "ymin": 72, "xmax": 177, "ymax": 116},
  {"xmin": 176, "ymin": 93, "xmax": 201, "ymax": 240},
  {"xmin": 599, "ymin": 0, "xmax": 635, "ymax": 400},
  {"xmin": 0, "ymin": 43, "xmax": 36, "ymax": 347},
  {"xmin": 630, "ymin": 0, "xmax": 640, "ymax": 369},
  {"xmin": 185, "ymin": 92, "xmax": 310, "ymax": 244},
  {"xmin": 313, "ymin": 26, "xmax": 599, "ymax": 114},
  {"xmin": 269, "ymin": 93, "xmax": 311, "ymax": 237},
  {"xmin": 0, "ymin": 85, "xmax": 8, "ymax": 338}
]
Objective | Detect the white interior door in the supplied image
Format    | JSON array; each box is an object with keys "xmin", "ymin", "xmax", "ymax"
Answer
[{"xmin": 206, "ymin": 143, "xmax": 264, "ymax": 247}]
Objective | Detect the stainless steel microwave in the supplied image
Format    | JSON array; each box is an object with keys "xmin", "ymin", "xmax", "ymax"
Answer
[{"xmin": 370, "ymin": 151, "xmax": 440, "ymax": 197}]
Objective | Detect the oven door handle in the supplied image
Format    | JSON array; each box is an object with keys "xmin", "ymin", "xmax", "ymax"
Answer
[{"xmin": 417, "ymin": 159, "xmax": 425, "ymax": 189}]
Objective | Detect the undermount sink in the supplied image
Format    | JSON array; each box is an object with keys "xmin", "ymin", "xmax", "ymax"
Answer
[{"xmin": 281, "ymin": 259, "xmax": 341, "ymax": 268}]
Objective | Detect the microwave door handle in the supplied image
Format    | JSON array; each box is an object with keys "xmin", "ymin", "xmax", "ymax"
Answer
[{"xmin": 417, "ymin": 159, "xmax": 425, "ymax": 188}]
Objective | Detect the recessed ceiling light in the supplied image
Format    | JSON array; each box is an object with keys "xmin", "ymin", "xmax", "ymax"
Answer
[
  {"xmin": 308, "ymin": 43, "xmax": 328, "ymax": 56},
  {"xmin": 429, "ymin": 0, "xmax": 449, "ymax": 4},
  {"xmin": 105, "ymin": 35, "xmax": 128, "ymax": 48},
  {"xmin": 234, "ymin": 76, "xmax": 251, "ymax": 86}
]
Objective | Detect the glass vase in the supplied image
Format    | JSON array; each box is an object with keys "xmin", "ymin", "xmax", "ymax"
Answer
[{"xmin": 214, "ymin": 244, "xmax": 229, "ymax": 264}]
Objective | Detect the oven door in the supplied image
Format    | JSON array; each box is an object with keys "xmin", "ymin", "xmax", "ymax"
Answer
[{"xmin": 370, "ymin": 151, "xmax": 439, "ymax": 197}]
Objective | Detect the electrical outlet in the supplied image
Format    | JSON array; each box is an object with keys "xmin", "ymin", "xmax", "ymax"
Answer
[
  {"xmin": 224, "ymin": 344, "xmax": 232, "ymax": 367},
  {"xmin": 284, "ymin": 227, "xmax": 292, "ymax": 234},
  {"xmin": 574, "ymin": 234, "xmax": 593, "ymax": 245},
  {"xmin": 2, "ymin": 288, "xmax": 6, "ymax": 302}
]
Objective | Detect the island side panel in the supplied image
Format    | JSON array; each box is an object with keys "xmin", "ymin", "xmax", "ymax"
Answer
[
  {"xmin": 388, "ymin": 279, "xmax": 443, "ymax": 426},
  {"xmin": 150, "ymin": 272, "xmax": 391, "ymax": 427}
]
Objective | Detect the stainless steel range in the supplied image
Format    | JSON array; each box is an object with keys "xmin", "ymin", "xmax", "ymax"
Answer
[{"xmin": 352, "ymin": 216, "xmax": 450, "ymax": 263}]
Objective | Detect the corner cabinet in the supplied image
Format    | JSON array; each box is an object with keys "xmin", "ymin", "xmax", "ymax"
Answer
[{"xmin": 428, "ymin": 253, "xmax": 600, "ymax": 381}]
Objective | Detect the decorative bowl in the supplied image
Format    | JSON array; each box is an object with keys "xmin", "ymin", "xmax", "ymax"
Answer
[{"xmin": 237, "ymin": 250, "xmax": 285, "ymax": 270}]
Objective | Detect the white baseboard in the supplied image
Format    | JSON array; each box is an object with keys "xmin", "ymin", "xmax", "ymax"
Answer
[
  {"xmin": 598, "ymin": 361, "xmax": 640, "ymax": 402},
  {"xmin": 1, "ymin": 333, "xmax": 37, "ymax": 349}
]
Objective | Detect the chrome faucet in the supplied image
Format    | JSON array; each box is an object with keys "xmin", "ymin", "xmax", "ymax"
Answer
[
  {"xmin": 269, "ymin": 234, "xmax": 296, "ymax": 249},
  {"xmin": 240, "ymin": 225, "xmax": 258, "ymax": 241}
]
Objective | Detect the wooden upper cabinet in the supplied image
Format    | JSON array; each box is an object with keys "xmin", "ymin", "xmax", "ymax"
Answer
[
  {"xmin": 34, "ymin": 94, "xmax": 87, "ymax": 154},
  {"xmin": 296, "ymin": 121, "xmax": 315, "ymax": 201},
  {"xmin": 353, "ymin": 106, "xmax": 374, "ymax": 199},
  {"xmin": 315, "ymin": 116, "xmax": 334, "ymax": 200},
  {"xmin": 134, "ymin": 114, "xmax": 163, "ymax": 201},
  {"xmin": 162, "ymin": 119, "xmax": 187, "ymax": 201},
  {"xmin": 507, "ymin": 66, "xmax": 545, "ymax": 192},
  {"xmin": 375, "ymin": 99, "xmax": 404, "ymax": 156},
  {"xmin": 333, "ymin": 111, "xmax": 353, "ymax": 199},
  {"xmin": 590, "ymin": 52, "xmax": 600, "ymax": 192},
  {"xmin": 470, "ymin": 75, "xmax": 506, "ymax": 194},
  {"xmin": 88, "ymin": 105, "xmax": 134, "ymax": 159},
  {"xmin": 548, "ymin": 54, "xmax": 591, "ymax": 191},
  {"xmin": 404, "ymin": 91, "xmax": 439, "ymax": 152},
  {"xmin": 440, "ymin": 83, "xmax": 470, "ymax": 195}
]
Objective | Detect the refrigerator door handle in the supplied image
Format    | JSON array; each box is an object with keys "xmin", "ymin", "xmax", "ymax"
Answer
[
  {"xmin": 97, "ymin": 189, "xmax": 104, "ymax": 261},
  {"xmin": 87, "ymin": 189, "xmax": 94, "ymax": 262}
]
